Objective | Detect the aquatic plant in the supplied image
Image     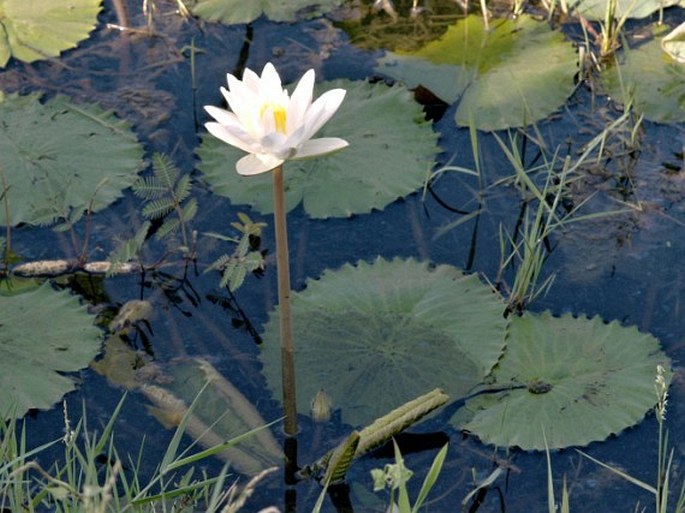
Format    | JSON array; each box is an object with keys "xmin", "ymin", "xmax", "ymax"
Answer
[
  {"xmin": 198, "ymin": 79, "xmax": 439, "ymax": 218},
  {"xmin": 204, "ymin": 62, "xmax": 348, "ymax": 435}
]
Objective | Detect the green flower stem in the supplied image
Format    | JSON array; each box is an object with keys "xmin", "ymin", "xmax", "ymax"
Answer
[{"xmin": 272, "ymin": 164, "xmax": 298, "ymax": 436}]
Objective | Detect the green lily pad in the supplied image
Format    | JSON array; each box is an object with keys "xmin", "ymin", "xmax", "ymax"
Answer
[
  {"xmin": 376, "ymin": 15, "xmax": 577, "ymax": 131},
  {"xmin": 190, "ymin": 0, "xmax": 342, "ymax": 24},
  {"xmin": 602, "ymin": 37, "xmax": 685, "ymax": 123},
  {"xmin": 0, "ymin": 282, "xmax": 102, "ymax": 419},
  {"xmin": 452, "ymin": 311, "xmax": 670, "ymax": 450},
  {"xmin": 197, "ymin": 80, "xmax": 439, "ymax": 218},
  {"xmin": 571, "ymin": 0, "xmax": 684, "ymax": 19},
  {"xmin": 0, "ymin": 93, "xmax": 144, "ymax": 227},
  {"xmin": 0, "ymin": 0, "xmax": 101, "ymax": 68},
  {"xmin": 259, "ymin": 257, "xmax": 507, "ymax": 426}
]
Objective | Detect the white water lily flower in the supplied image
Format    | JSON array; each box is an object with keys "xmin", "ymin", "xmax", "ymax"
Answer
[{"xmin": 204, "ymin": 63, "xmax": 348, "ymax": 176}]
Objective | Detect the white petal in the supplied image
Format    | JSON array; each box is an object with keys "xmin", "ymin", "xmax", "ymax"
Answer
[
  {"xmin": 293, "ymin": 137, "xmax": 349, "ymax": 159},
  {"xmin": 205, "ymin": 122, "xmax": 257, "ymax": 154},
  {"xmin": 241, "ymin": 67, "xmax": 261, "ymax": 93},
  {"xmin": 237, "ymin": 153, "xmax": 283, "ymax": 176},
  {"xmin": 204, "ymin": 105, "xmax": 240, "ymax": 128},
  {"xmin": 301, "ymin": 88, "xmax": 346, "ymax": 141},
  {"xmin": 287, "ymin": 69, "xmax": 315, "ymax": 132},
  {"xmin": 260, "ymin": 63, "xmax": 284, "ymax": 102}
]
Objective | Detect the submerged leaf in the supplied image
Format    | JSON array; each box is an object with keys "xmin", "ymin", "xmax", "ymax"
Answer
[
  {"xmin": 198, "ymin": 80, "xmax": 439, "ymax": 218},
  {"xmin": 0, "ymin": 0, "xmax": 101, "ymax": 67},
  {"xmin": 453, "ymin": 311, "xmax": 670, "ymax": 450},
  {"xmin": 259, "ymin": 257, "xmax": 507, "ymax": 426},
  {"xmin": 0, "ymin": 283, "xmax": 102, "ymax": 418},
  {"xmin": 0, "ymin": 93, "xmax": 144, "ymax": 227},
  {"xmin": 376, "ymin": 15, "xmax": 577, "ymax": 131}
]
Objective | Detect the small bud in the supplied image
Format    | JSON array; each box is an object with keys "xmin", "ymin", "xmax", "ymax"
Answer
[{"xmin": 310, "ymin": 389, "xmax": 333, "ymax": 423}]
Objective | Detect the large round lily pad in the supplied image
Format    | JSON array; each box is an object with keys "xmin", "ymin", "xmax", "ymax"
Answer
[
  {"xmin": 572, "ymin": 0, "xmax": 684, "ymax": 19},
  {"xmin": 376, "ymin": 15, "xmax": 577, "ymax": 131},
  {"xmin": 602, "ymin": 36, "xmax": 685, "ymax": 124},
  {"xmin": 452, "ymin": 311, "xmax": 670, "ymax": 450},
  {"xmin": 259, "ymin": 257, "xmax": 508, "ymax": 426},
  {"xmin": 190, "ymin": 0, "xmax": 342, "ymax": 24},
  {"xmin": 0, "ymin": 93, "xmax": 144, "ymax": 227},
  {"xmin": 0, "ymin": 282, "xmax": 103, "ymax": 418},
  {"xmin": 0, "ymin": 0, "xmax": 101, "ymax": 68},
  {"xmin": 197, "ymin": 79, "xmax": 439, "ymax": 219}
]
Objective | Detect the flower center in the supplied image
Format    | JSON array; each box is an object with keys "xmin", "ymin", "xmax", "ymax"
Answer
[{"xmin": 261, "ymin": 102, "xmax": 288, "ymax": 134}]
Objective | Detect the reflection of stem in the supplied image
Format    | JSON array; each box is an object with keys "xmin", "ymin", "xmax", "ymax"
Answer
[
  {"xmin": 0, "ymin": 167, "xmax": 10, "ymax": 269},
  {"xmin": 272, "ymin": 164, "xmax": 298, "ymax": 437}
]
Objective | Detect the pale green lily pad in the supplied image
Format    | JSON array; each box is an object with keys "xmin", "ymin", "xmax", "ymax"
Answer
[
  {"xmin": 197, "ymin": 80, "xmax": 439, "ymax": 218},
  {"xmin": 662, "ymin": 21, "xmax": 685, "ymax": 62},
  {"xmin": 0, "ymin": 93, "xmax": 145, "ymax": 227},
  {"xmin": 0, "ymin": 282, "xmax": 102, "ymax": 419},
  {"xmin": 571, "ymin": 0, "xmax": 684, "ymax": 19},
  {"xmin": 190, "ymin": 0, "xmax": 342, "ymax": 24},
  {"xmin": 259, "ymin": 257, "xmax": 507, "ymax": 426},
  {"xmin": 0, "ymin": 0, "xmax": 101, "ymax": 68},
  {"xmin": 376, "ymin": 15, "xmax": 577, "ymax": 131},
  {"xmin": 453, "ymin": 311, "xmax": 670, "ymax": 450},
  {"xmin": 603, "ymin": 37, "xmax": 685, "ymax": 123}
]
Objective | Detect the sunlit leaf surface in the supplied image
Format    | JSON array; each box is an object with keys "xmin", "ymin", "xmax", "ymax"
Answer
[
  {"xmin": 198, "ymin": 80, "xmax": 439, "ymax": 218},
  {"xmin": 453, "ymin": 311, "xmax": 670, "ymax": 450},
  {"xmin": 0, "ymin": 283, "xmax": 102, "ymax": 419},
  {"xmin": 259, "ymin": 257, "xmax": 507, "ymax": 426},
  {"xmin": 0, "ymin": 93, "xmax": 144, "ymax": 227},
  {"xmin": 376, "ymin": 15, "xmax": 577, "ymax": 131},
  {"xmin": 190, "ymin": 0, "xmax": 342, "ymax": 24},
  {"xmin": 0, "ymin": 0, "xmax": 101, "ymax": 67},
  {"xmin": 572, "ymin": 0, "xmax": 684, "ymax": 19}
]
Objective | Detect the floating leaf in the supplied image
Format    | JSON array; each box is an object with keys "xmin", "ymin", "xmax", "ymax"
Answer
[
  {"xmin": 198, "ymin": 80, "xmax": 439, "ymax": 218},
  {"xmin": 452, "ymin": 311, "xmax": 670, "ymax": 450},
  {"xmin": 602, "ymin": 37, "xmax": 685, "ymax": 123},
  {"xmin": 0, "ymin": 0, "xmax": 101, "ymax": 68},
  {"xmin": 259, "ymin": 257, "xmax": 507, "ymax": 426},
  {"xmin": 0, "ymin": 93, "xmax": 144, "ymax": 227},
  {"xmin": 662, "ymin": 21, "xmax": 685, "ymax": 62},
  {"xmin": 571, "ymin": 0, "xmax": 684, "ymax": 19},
  {"xmin": 376, "ymin": 15, "xmax": 577, "ymax": 131},
  {"xmin": 0, "ymin": 283, "xmax": 102, "ymax": 418},
  {"xmin": 190, "ymin": 0, "xmax": 342, "ymax": 24}
]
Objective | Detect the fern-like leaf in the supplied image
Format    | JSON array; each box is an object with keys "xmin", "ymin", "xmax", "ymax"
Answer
[
  {"xmin": 152, "ymin": 152, "xmax": 180, "ymax": 189},
  {"xmin": 156, "ymin": 217, "xmax": 180, "ymax": 240},
  {"xmin": 142, "ymin": 197, "xmax": 176, "ymax": 220},
  {"xmin": 180, "ymin": 197, "xmax": 198, "ymax": 223},
  {"xmin": 132, "ymin": 176, "xmax": 167, "ymax": 200}
]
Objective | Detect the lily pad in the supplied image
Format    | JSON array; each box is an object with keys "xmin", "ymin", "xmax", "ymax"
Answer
[
  {"xmin": 259, "ymin": 257, "xmax": 507, "ymax": 426},
  {"xmin": 452, "ymin": 311, "xmax": 670, "ymax": 450},
  {"xmin": 602, "ymin": 36, "xmax": 685, "ymax": 123},
  {"xmin": 0, "ymin": 282, "xmax": 102, "ymax": 418},
  {"xmin": 0, "ymin": 93, "xmax": 145, "ymax": 227},
  {"xmin": 0, "ymin": 0, "xmax": 101, "ymax": 68},
  {"xmin": 197, "ymin": 80, "xmax": 439, "ymax": 218},
  {"xmin": 376, "ymin": 15, "xmax": 577, "ymax": 131},
  {"xmin": 190, "ymin": 0, "xmax": 342, "ymax": 24},
  {"xmin": 571, "ymin": 0, "xmax": 684, "ymax": 20}
]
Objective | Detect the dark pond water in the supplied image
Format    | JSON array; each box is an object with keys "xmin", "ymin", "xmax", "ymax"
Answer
[{"xmin": 5, "ymin": 0, "xmax": 685, "ymax": 511}]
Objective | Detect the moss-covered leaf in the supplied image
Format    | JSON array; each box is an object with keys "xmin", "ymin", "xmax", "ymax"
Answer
[
  {"xmin": 197, "ymin": 80, "xmax": 439, "ymax": 218},
  {"xmin": 0, "ymin": 93, "xmax": 144, "ymax": 227},
  {"xmin": 190, "ymin": 0, "xmax": 342, "ymax": 24},
  {"xmin": 376, "ymin": 15, "xmax": 577, "ymax": 131},
  {"xmin": 0, "ymin": 0, "xmax": 101, "ymax": 67},
  {"xmin": 0, "ymin": 283, "xmax": 102, "ymax": 418},
  {"xmin": 452, "ymin": 311, "xmax": 670, "ymax": 450},
  {"xmin": 259, "ymin": 257, "xmax": 507, "ymax": 426}
]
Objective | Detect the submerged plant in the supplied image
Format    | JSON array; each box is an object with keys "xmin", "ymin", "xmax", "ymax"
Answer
[
  {"xmin": 132, "ymin": 152, "xmax": 197, "ymax": 256},
  {"xmin": 204, "ymin": 62, "xmax": 348, "ymax": 435}
]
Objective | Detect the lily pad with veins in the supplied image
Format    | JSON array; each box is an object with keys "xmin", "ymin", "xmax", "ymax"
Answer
[
  {"xmin": 452, "ymin": 311, "xmax": 670, "ymax": 450},
  {"xmin": 190, "ymin": 0, "xmax": 342, "ymax": 24},
  {"xmin": 0, "ymin": 282, "xmax": 102, "ymax": 419},
  {"xmin": 197, "ymin": 79, "xmax": 439, "ymax": 219},
  {"xmin": 259, "ymin": 257, "xmax": 508, "ymax": 426}
]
